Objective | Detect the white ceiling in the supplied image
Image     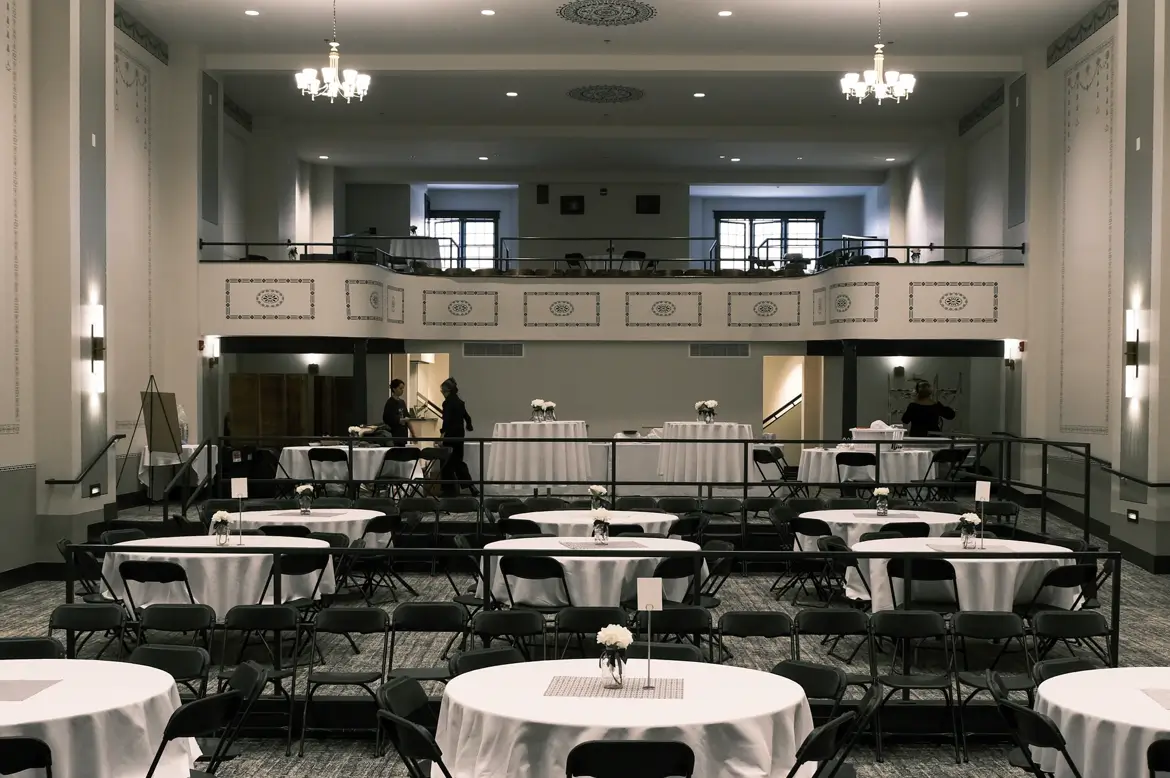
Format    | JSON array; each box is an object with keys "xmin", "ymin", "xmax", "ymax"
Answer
[
  {"xmin": 690, "ymin": 184, "xmax": 876, "ymax": 198},
  {"xmin": 121, "ymin": 0, "xmax": 1101, "ymax": 57}
]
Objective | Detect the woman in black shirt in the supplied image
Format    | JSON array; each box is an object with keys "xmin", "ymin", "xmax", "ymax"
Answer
[
  {"xmin": 901, "ymin": 382, "xmax": 956, "ymax": 437},
  {"xmin": 439, "ymin": 378, "xmax": 476, "ymax": 496},
  {"xmin": 382, "ymin": 378, "xmax": 410, "ymax": 446}
]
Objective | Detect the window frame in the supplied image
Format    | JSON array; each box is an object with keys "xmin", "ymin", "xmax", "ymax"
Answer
[
  {"xmin": 424, "ymin": 209, "xmax": 500, "ymax": 269},
  {"xmin": 713, "ymin": 210, "xmax": 825, "ymax": 269}
]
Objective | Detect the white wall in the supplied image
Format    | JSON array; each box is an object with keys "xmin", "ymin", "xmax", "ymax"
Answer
[
  {"xmin": 409, "ymin": 184, "xmax": 427, "ymax": 234},
  {"xmin": 964, "ymin": 113, "xmax": 1009, "ymax": 262},
  {"xmin": 309, "ymin": 164, "xmax": 335, "ymax": 244},
  {"xmin": 862, "ymin": 184, "xmax": 891, "ymax": 239},
  {"xmin": 428, "ymin": 340, "xmax": 786, "ymax": 438},
  {"xmin": 904, "ymin": 144, "xmax": 947, "ymax": 260},
  {"xmin": 295, "ymin": 161, "xmax": 312, "ymax": 246},
  {"xmin": 517, "ymin": 183, "xmax": 689, "ymax": 259},
  {"xmin": 691, "ymin": 196, "xmax": 866, "ymax": 257},
  {"xmin": 221, "ymin": 126, "xmax": 248, "ymax": 258},
  {"xmin": 763, "ymin": 355, "xmax": 804, "ymax": 454},
  {"xmin": 345, "ymin": 183, "xmax": 411, "ymax": 237},
  {"xmin": 426, "ymin": 187, "xmax": 519, "ymax": 246}
]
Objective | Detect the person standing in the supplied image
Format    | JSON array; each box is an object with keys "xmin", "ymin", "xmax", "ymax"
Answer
[
  {"xmin": 439, "ymin": 377, "xmax": 476, "ymax": 496},
  {"xmin": 382, "ymin": 379, "xmax": 410, "ymax": 446},
  {"xmin": 900, "ymin": 382, "xmax": 956, "ymax": 437}
]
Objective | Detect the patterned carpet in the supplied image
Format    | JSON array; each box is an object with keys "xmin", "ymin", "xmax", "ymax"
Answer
[{"xmin": 12, "ymin": 501, "xmax": 1155, "ymax": 777}]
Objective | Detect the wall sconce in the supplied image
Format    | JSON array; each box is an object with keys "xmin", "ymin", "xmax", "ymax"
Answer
[
  {"xmin": 85, "ymin": 304, "xmax": 105, "ymax": 395},
  {"xmin": 893, "ymin": 365, "xmax": 905, "ymax": 378},
  {"xmin": 1125, "ymin": 310, "xmax": 1141, "ymax": 398}
]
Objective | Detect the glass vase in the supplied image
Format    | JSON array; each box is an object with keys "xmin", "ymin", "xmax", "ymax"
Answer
[
  {"xmin": 298, "ymin": 495, "xmax": 313, "ymax": 516},
  {"xmin": 215, "ymin": 528, "xmax": 230, "ymax": 546},
  {"xmin": 875, "ymin": 496, "xmax": 889, "ymax": 517},
  {"xmin": 592, "ymin": 521, "xmax": 610, "ymax": 545},
  {"xmin": 599, "ymin": 648, "xmax": 625, "ymax": 689},
  {"xmin": 961, "ymin": 529, "xmax": 976, "ymax": 549},
  {"xmin": 696, "ymin": 410, "xmax": 715, "ymax": 424},
  {"xmin": 530, "ymin": 408, "xmax": 545, "ymax": 423},
  {"xmin": 546, "ymin": 408, "xmax": 557, "ymax": 422}
]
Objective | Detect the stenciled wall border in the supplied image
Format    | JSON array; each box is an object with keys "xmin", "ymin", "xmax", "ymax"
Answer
[
  {"xmin": 345, "ymin": 279, "xmax": 384, "ymax": 322},
  {"xmin": 422, "ymin": 289, "xmax": 500, "ymax": 327},
  {"xmin": 225, "ymin": 278, "xmax": 315, "ymax": 320},
  {"xmin": 1048, "ymin": 0, "xmax": 1118, "ymax": 67},
  {"xmin": 726, "ymin": 291, "xmax": 800, "ymax": 327},
  {"xmin": 522, "ymin": 291, "xmax": 602, "ymax": 327},
  {"xmin": 113, "ymin": 4, "xmax": 168, "ymax": 66},
  {"xmin": 624, "ymin": 291, "xmax": 703, "ymax": 327},
  {"xmin": 827, "ymin": 281, "xmax": 879, "ymax": 324},
  {"xmin": 385, "ymin": 285, "xmax": 405, "ymax": 324},
  {"xmin": 908, "ymin": 281, "xmax": 999, "ymax": 323}
]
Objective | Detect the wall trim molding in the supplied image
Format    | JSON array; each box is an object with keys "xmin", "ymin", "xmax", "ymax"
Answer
[
  {"xmin": 1047, "ymin": 0, "xmax": 1118, "ymax": 67},
  {"xmin": 113, "ymin": 5, "xmax": 169, "ymax": 66},
  {"xmin": 958, "ymin": 85, "xmax": 1005, "ymax": 137},
  {"xmin": 223, "ymin": 95, "xmax": 253, "ymax": 133}
]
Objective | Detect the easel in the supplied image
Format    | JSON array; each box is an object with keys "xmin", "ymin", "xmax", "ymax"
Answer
[{"xmin": 114, "ymin": 375, "xmax": 182, "ymax": 507}]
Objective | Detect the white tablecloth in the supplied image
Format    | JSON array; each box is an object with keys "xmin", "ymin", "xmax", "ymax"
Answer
[
  {"xmin": 482, "ymin": 536, "xmax": 704, "ymax": 607},
  {"xmin": 517, "ymin": 510, "xmax": 678, "ymax": 538},
  {"xmin": 435, "ymin": 658, "xmax": 815, "ymax": 778},
  {"xmin": 102, "ymin": 535, "xmax": 336, "ymax": 618},
  {"xmin": 278, "ymin": 445, "xmax": 414, "ymax": 482},
  {"xmin": 485, "ymin": 421, "xmax": 591, "ymax": 486},
  {"xmin": 796, "ymin": 509, "xmax": 959, "ymax": 550},
  {"xmin": 1034, "ymin": 667, "xmax": 1166, "ymax": 778},
  {"xmin": 658, "ymin": 422, "xmax": 754, "ymax": 484},
  {"xmin": 389, "ymin": 237, "xmax": 441, "ymax": 266},
  {"xmin": 0, "ymin": 660, "xmax": 198, "ymax": 778},
  {"xmin": 797, "ymin": 447, "xmax": 935, "ymax": 483},
  {"xmin": 849, "ymin": 536, "xmax": 1077, "ymax": 612},
  {"xmin": 208, "ymin": 508, "xmax": 388, "ymax": 544},
  {"xmin": 138, "ymin": 444, "xmax": 220, "ymax": 486}
]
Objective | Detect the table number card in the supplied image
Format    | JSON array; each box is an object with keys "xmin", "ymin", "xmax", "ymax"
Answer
[
  {"xmin": 975, "ymin": 481, "xmax": 991, "ymax": 503},
  {"xmin": 637, "ymin": 577, "xmax": 663, "ymax": 612},
  {"xmin": 230, "ymin": 477, "xmax": 249, "ymax": 499}
]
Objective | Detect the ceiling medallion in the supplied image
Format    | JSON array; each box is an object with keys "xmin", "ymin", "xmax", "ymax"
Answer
[
  {"xmin": 556, "ymin": 0, "xmax": 657, "ymax": 26},
  {"xmin": 567, "ymin": 85, "xmax": 645, "ymax": 104}
]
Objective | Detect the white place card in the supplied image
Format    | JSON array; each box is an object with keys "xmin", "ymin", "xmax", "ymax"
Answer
[
  {"xmin": 637, "ymin": 577, "xmax": 663, "ymax": 612},
  {"xmin": 230, "ymin": 477, "xmax": 249, "ymax": 499},
  {"xmin": 975, "ymin": 480, "xmax": 991, "ymax": 502},
  {"xmin": 0, "ymin": 680, "xmax": 60, "ymax": 702},
  {"xmin": 1143, "ymin": 689, "xmax": 1170, "ymax": 710}
]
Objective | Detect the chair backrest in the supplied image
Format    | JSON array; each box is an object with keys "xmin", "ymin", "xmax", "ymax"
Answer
[
  {"xmin": 555, "ymin": 606, "xmax": 629, "ymax": 635},
  {"xmin": 835, "ymin": 451, "xmax": 876, "ymax": 467},
  {"xmin": 162, "ymin": 690, "xmax": 244, "ymax": 740},
  {"xmin": 951, "ymin": 611, "xmax": 1025, "ymax": 641},
  {"xmin": 858, "ymin": 531, "xmax": 902, "ymax": 543},
  {"xmin": 996, "ymin": 697, "xmax": 1069, "ymax": 750},
  {"xmin": 383, "ymin": 446, "xmax": 422, "ymax": 463},
  {"xmin": 786, "ymin": 498, "xmax": 826, "ymax": 514},
  {"xmin": 0, "ymin": 737, "xmax": 52, "ymax": 776},
  {"xmin": 391, "ymin": 601, "xmax": 467, "ymax": 632},
  {"xmin": 771, "ymin": 659, "xmax": 847, "ymax": 703},
  {"xmin": 308, "ymin": 531, "xmax": 351, "ymax": 549},
  {"xmin": 657, "ymin": 497, "xmax": 700, "ymax": 514},
  {"xmin": 101, "ymin": 528, "xmax": 147, "ymax": 545},
  {"xmin": 566, "ymin": 740, "xmax": 695, "ymax": 778},
  {"xmin": 650, "ymin": 555, "xmax": 699, "ymax": 584},
  {"xmin": 499, "ymin": 518, "xmax": 543, "ymax": 537},
  {"xmin": 615, "ymin": 496, "xmax": 658, "ymax": 511},
  {"xmin": 497, "ymin": 501, "xmax": 530, "ymax": 521},
  {"xmin": 48, "ymin": 604, "xmax": 123, "ymax": 633},
  {"xmin": 929, "ymin": 447, "xmax": 970, "ymax": 471},
  {"xmin": 609, "ymin": 524, "xmax": 645, "ymax": 536},
  {"xmin": 222, "ymin": 604, "xmax": 300, "ymax": 632},
  {"xmin": 880, "ymin": 521, "xmax": 930, "ymax": 538},
  {"xmin": 791, "ymin": 711, "xmax": 858, "ymax": 769},
  {"xmin": 700, "ymin": 498, "xmax": 741, "ymax": 516},
  {"xmin": 378, "ymin": 709, "xmax": 446, "ymax": 771},
  {"xmin": 500, "ymin": 556, "xmax": 568, "ymax": 582},
  {"xmin": 119, "ymin": 560, "xmax": 189, "ymax": 585},
  {"xmin": 794, "ymin": 607, "xmax": 868, "ymax": 638},
  {"xmin": 307, "ymin": 448, "xmax": 349, "ymax": 463},
  {"xmin": 274, "ymin": 551, "xmax": 330, "ymax": 578},
  {"xmin": 1037, "ymin": 563, "xmax": 1097, "ymax": 591},
  {"xmin": 1032, "ymin": 610, "xmax": 1109, "ymax": 639},
  {"xmin": 128, "ymin": 645, "xmax": 211, "ymax": 681},
  {"xmin": 472, "ymin": 608, "xmax": 545, "ymax": 638},
  {"xmin": 870, "ymin": 609, "xmax": 947, "ymax": 640},
  {"xmin": 258, "ymin": 524, "xmax": 312, "ymax": 538},
  {"xmin": 524, "ymin": 497, "xmax": 568, "ymax": 512},
  {"xmin": 718, "ymin": 610, "xmax": 792, "ymax": 639},
  {"xmin": 139, "ymin": 604, "xmax": 217, "ymax": 633},
  {"xmin": 450, "ymin": 646, "xmax": 526, "ymax": 675},
  {"xmin": 788, "ymin": 517, "xmax": 832, "ymax": 544},
  {"xmin": 886, "ymin": 557, "xmax": 956, "ymax": 582},
  {"xmin": 626, "ymin": 642, "xmax": 703, "ymax": 662},
  {"xmin": 0, "ymin": 637, "xmax": 64, "ymax": 660},
  {"xmin": 921, "ymin": 501, "xmax": 962, "ymax": 514},
  {"xmin": 1149, "ymin": 740, "xmax": 1170, "ymax": 776},
  {"xmin": 1032, "ymin": 657, "xmax": 1103, "ymax": 684},
  {"xmin": 314, "ymin": 606, "xmax": 390, "ymax": 635}
]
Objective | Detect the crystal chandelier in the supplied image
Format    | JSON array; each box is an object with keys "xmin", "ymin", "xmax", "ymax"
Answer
[
  {"xmin": 294, "ymin": 0, "xmax": 370, "ymax": 103},
  {"xmin": 840, "ymin": 0, "xmax": 915, "ymax": 104}
]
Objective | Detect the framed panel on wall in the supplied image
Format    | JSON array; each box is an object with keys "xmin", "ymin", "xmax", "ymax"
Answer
[{"xmin": 560, "ymin": 195, "xmax": 585, "ymax": 215}]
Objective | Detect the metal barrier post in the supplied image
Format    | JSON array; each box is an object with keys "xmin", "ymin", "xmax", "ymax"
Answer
[
  {"xmin": 477, "ymin": 441, "xmax": 486, "ymax": 544},
  {"xmin": 741, "ymin": 441, "xmax": 750, "ymax": 553},
  {"xmin": 610, "ymin": 439, "xmax": 618, "ymax": 500},
  {"xmin": 1040, "ymin": 442, "xmax": 1049, "ymax": 533},
  {"xmin": 1083, "ymin": 443, "xmax": 1092, "ymax": 544},
  {"xmin": 1109, "ymin": 557, "xmax": 1121, "ymax": 667}
]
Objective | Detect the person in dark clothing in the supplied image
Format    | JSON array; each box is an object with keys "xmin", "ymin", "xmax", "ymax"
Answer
[
  {"xmin": 901, "ymin": 382, "xmax": 956, "ymax": 437},
  {"xmin": 382, "ymin": 378, "xmax": 410, "ymax": 446},
  {"xmin": 439, "ymin": 377, "xmax": 476, "ymax": 496}
]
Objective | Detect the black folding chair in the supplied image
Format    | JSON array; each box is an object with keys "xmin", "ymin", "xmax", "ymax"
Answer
[
  {"xmin": 375, "ymin": 676, "xmax": 437, "ymax": 758},
  {"xmin": 129, "ymin": 645, "xmax": 211, "ymax": 698},
  {"xmin": 101, "ymin": 528, "xmax": 147, "ymax": 546},
  {"xmin": 373, "ymin": 447, "xmax": 422, "ymax": 498},
  {"xmin": 783, "ymin": 711, "xmax": 858, "ymax": 778},
  {"xmin": 1015, "ymin": 564, "xmax": 1098, "ymax": 617},
  {"xmin": 525, "ymin": 496, "xmax": 569, "ymax": 512},
  {"xmin": 753, "ymin": 446, "xmax": 804, "ymax": 499},
  {"xmin": 1032, "ymin": 610, "xmax": 1111, "ymax": 664},
  {"xmin": 118, "ymin": 561, "xmax": 197, "ymax": 622},
  {"xmin": 627, "ymin": 642, "xmax": 704, "ymax": 662},
  {"xmin": 470, "ymin": 609, "xmax": 545, "ymax": 659},
  {"xmin": 952, "ymin": 611, "xmax": 1034, "ymax": 761},
  {"xmin": 834, "ymin": 452, "xmax": 876, "ymax": 498},
  {"xmin": 566, "ymin": 740, "xmax": 695, "ymax": 778},
  {"xmin": 988, "ymin": 670, "xmax": 1084, "ymax": 778},
  {"xmin": 256, "ymin": 551, "xmax": 331, "ymax": 616},
  {"xmin": 389, "ymin": 602, "xmax": 466, "ymax": 683},
  {"xmin": 144, "ymin": 691, "xmax": 244, "ymax": 778},
  {"xmin": 499, "ymin": 518, "xmax": 544, "ymax": 537},
  {"xmin": 1149, "ymin": 740, "xmax": 1170, "ymax": 778},
  {"xmin": 0, "ymin": 638, "xmax": 64, "ymax": 660},
  {"xmin": 1031, "ymin": 656, "xmax": 1103, "ymax": 684},
  {"xmin": 614, "ymin": 496, "xmax": 658, "ymax": 511},
  {"xmin": 0, "ymin": 737, "xmax": 53, "ymax": 777},
  {"xmin": 448, "ymin": 645, "xmax": 526, "ymax": 676},
  {"xmin": 717, "ymin": 611, "xmax": 792, "ymax": 665},
  {"xmin": 258, "ymin": 524, "xmax": 312, "ymax": 538},
  {"xmin": 307, "ymin": 448, "xmax": 351, "ymax": 497},
  {"xmin": 47, "ymin": 603, "xmax": 125, "ymax": 659},
  {"xmin": 378, "ymin": 709, "xmax": 456, "ymax": 778},
  {"xmin": 500, "ymin": 557, "xmax": 574, "ymax": 618},
  {"xmin": 554, "ymin": 606, "xmax": 629, "ymax": 659},
  {"xmin": 771, "ymin": 659, "xmax": 848, "ymax": 718},
  {"xmin": 887, "ymin": 557, "xmax": 959, "ymax": 613}
]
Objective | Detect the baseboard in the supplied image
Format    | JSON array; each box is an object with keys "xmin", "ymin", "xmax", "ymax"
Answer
[{"xmin": 0, "ymin": 562, "xmax": 63, "ymax": 591}]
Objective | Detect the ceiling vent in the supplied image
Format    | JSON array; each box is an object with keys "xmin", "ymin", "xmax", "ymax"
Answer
[
  {"xmin": 689, "ymin": 343, "xmax": 750, "ymax": 358},
  {"xmin": 463, "ymin": 342, "xmax": 524, "ymax": 358}
]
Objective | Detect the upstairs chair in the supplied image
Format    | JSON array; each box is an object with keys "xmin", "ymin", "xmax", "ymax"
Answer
[
  {"xmin": 553, "ymin": 606, "xmax": 632, "ymax": 660},
  {"xmin": 497, "ymin": 501, "xmax": 531, "ymax": 522},
  {"xmin": 144, "ymin": 691, "xmax": 244, "ymax": 778},
  {"xmin": 858, "ymin": 531, "xmax": 902, "ymax": 543},
  {"xmin": 988, "ymin": 671, "xmax": 1084, "ymax": 778},
  {"xmin": 621, "ymin": 249, "xmax": 648, "ymax": 271},
  {"xmin": 952, "ymin": 611, "xmax": 1034, "ymax": 760},
  {"xmin": 615, "ymin": 495, "xmax": 658, "ymax": 512},
  {"xmin": 0, "ymin": 638, "xmax": 64, "ymax": 660},
  {"xmin": 448, "ymin": 646, "xmax": 525, "ymax": 676},
  {"xmin": 766, "ymin": 505, "xmax": 795, "ymax": 553},
  {"xmin": 397, "ymin": 496, "xmax": 443, "ymax": 574},
  {"xmin": 794, "ymin": 608, "xmax": 871, "ymax": 674},
  {"xmin": 306, "ymin": 448, "xmax": 351, "ymax": 496},
  {"xmin": 776, "ymin": 517, "xmax": 834, "ymax": 604},
  {"xmin": 525, "ymin": 496, "xmax": 569, "ymax": 513},
  {"xmin": 912, "ymin": 448, "xmax": 971, "ymax": 502},
  {"xmin": 47, "ymin": 603, "xmax": 125, "ymax": 659},
  {"xmin": 351, "ymin": 514, "xmax": 415, "ymax": 605},
  {"xmin": 626, "ymin": 642, "xmax": 704, "ymax": 663},
  {"xmin": 698, "ymin": 498, "xmax": 742, "ymax": 535},
  {"xmin": 697, "ymin": 540, "xmax": 734, "ymax": 608},
  {"xmin": 471, "ymin": 609, "xmax": 545, "ymax": 659},
  {"xmin": 256, "ymin": 552, "xmax": 331, "ymax": 617},
  {"xmin": 500, "ymin": 557, "xmax": 573, "ymax": 619},
  {"xmin": 566, "ymin": 740, "xmax": 695, "ymax": 778},
  {"xmin": 1032, "ymin": 610, "xmax": 1111, "ymax": 664},
  {"xmin": 982, "ymin": 501, "xmax": 1021, "ymax": 531},
  {"xmin": 783, "ymin": 711, "xmax": 858, "ymax": 778},
  {"xmin": 786, "ymin": 497, "xmax": 827, "ymax": 515},
  {"xmin": 817, "ymin": 536, "xmax": 866, "ymax": 603},
  {"xmin": 499, "ymin": 518, "xmax": 544, "ymax": 538},
  {"xmin": 921, "ymin": 501, "xmax": 963, "ymax": 514},
  {"xmin": 0, "ymin": 737, "xmax": 53, "ymax": 777},
  {"xmin": 667, "ymin": 514, "xmax": 709, "ymax": 544},
  {"xmin": 1015, "ymin": 564, "xmax": 1098, "ymax": 618},
  {"xmin": 563, "ymin": 253, "xmax": 587, "ymax": 273},
  {"xmin": 633, "ymin": 606, "xmax": 711, "ymax": 653},
  {"xmin": 119, "ymin": 560, "xmax": 197, "ymax": 617},
  {"xmin": 57, "ymin": 540, "xmax": 116, "ymax": 604},
  {"xmin": 200, "ymin": 500, "xmax": 242, "ymax": 532},
  {"xmin": 771, "ymin": 659, "xmax": 848, "ymax": 718},
  {"xmin": 887, "ymin": 558, "xmax": 959, "ymax": 612},
  {"xmin": 609, "ymin": 524, "xmax": 646, "ymax": 536},
  {"xmin": 622, "ymin": 556, "xmax": 701, "ymax": 610},
  {"xmin": 834, "ymin": 452, "xmax": 877, "ymax": 498},
  {"xmin": 753, "ymin": 446, "xmax": 805, "ymax": 499},
  {"xmin": 657, "ymin": 497, "xmax": 700, "ymax": 516}
]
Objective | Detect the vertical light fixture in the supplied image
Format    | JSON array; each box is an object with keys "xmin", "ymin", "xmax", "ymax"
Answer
[
  {"xmin": 1125, "ymin": 310, "xmax": 1140, "ymax": 398},
  {"xmin": 85, "ymin": 301, "xmax": 105, "ymax": 396}
]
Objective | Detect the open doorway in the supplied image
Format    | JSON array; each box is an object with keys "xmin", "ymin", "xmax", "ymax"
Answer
[{"xmin": 763, "ymin": 356, "xmax": 806, "ymax": 463}]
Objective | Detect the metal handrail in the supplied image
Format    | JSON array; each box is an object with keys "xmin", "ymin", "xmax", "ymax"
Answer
[
  {"xmin": 499, "ymin": 236, "xmax": 720, "ymax": 261},
  {"xmin": 44, "ymin": 434, "xmax": 125, "ymax": 485},
  {"xmin": 763, "ymin": 394, "xmax": 803, "ymax": 428},
  {"xmin": 159, "ymin": 438, "xmax": 216, "ymax": 523}
]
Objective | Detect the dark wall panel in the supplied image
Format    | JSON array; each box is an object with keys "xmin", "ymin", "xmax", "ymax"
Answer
[
  {"xmin": 1007, "ymin": 76, "xmax": 1028, "ymax": 228},
  {"xmin": 201, "ymin": 73, "xmax": 220, "ymax": 225}
]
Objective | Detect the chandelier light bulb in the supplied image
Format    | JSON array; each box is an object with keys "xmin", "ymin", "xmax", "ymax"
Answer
[
  {"xmin": 840, "ymin": 1, "xmax": 915, "ymax": 104},
  {"xmin": 294, "ymin": 1, "xmax": 371, "ymax": 103}
]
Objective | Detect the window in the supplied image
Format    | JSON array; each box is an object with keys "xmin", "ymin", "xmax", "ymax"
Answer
[
  {"xmin": 715, "ymin": 212, "xmax": 824, "ymax": 270},
  {"xmin": 424, "ymin": 211, "xmax": 499, "ymax": 270}
]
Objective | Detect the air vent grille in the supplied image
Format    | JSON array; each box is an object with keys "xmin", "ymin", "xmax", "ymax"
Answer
[
  {"xmin": 689, "ymin": 343, "xmax": 750, "ymax": 358},
  {"xmin": 463, "ymin": 342, "xmax": 524, "ymax": 358}
]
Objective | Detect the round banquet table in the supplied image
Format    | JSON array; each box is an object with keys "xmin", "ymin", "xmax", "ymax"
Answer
[
  {"xmin": 485, "ymin": 421, "xmax": 591, "ymax": 487},
  {"xmin": 797, "ymin": 447, "xmax": 935, "ymax": 483},
  {"xmin": 434, "ymin": 658, "xmax": 816, "ymax": 778},
  {"xmin": 481, "ymin": 536, "xmax": 705, "ymax": 608},
  {"xmin": 657, "ymin": 421, "xmax": 753, "ymax": 484},
  {"xmin": 849, "ymin": 536, "xmax": 1077, "ymax": 612},
  {"xmin": 102, "ymin": 535, "xmax": 336, "ymax": 618},
  {"xmin": 277, "ymin": 444, "xmax": 414, "ymax": 482},
  {"xmin": 796, "ymin": 508, "xmax": 959, "ymax": 550},
  {"xmin": 1034, "ymin": 667, "xmax": 1168, "ymax": 778},
  {"xmin": 517, "ymin": 509, "xmax": 677, "ymax": 538},
  {"xmin": 0, "ymin": 659, "xmax": 198, "ymax": 778},
  {"xmin": 209, "ymin": 508, "xmax": 388, "ymax": 544}
]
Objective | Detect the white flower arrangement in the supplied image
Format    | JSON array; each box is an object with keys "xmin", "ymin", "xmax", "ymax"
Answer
[
  {"xmin": 596, "ymin": 624, "xmax": 633, "ymax": 650},
  {"xmin": 531, "ymin": 398, "xmax": 545, "ymax": 409},
  {"xmin": 542, "ymin": 401, "xmax": 556, "ymax": 410},
  {"xmin": 695, "ymin": 400, "xmax": 719, "ymax": 412},
  {"xmin": 959, "ymin": 512, "xmax": 982, "ymax": 529},
  {"xmin": 211, "ymin": 510, "xmax": 231, "ymax": 531},
  {"xmin": 873, "ymin": 487, "xmax": 890, "ymax": 497},
  {"xmin": 588, "ymin": 485, "xmax": 608, "ymax": 497},
  {"xmin": 591, "ymin": 507, "xmax": 610, "ymax": 522},
  {"xmin": 295, "ymin": 484, "xmax": 314, "ymax": 496}
]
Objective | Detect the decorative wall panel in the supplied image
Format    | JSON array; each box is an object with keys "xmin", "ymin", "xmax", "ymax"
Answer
[
  {"xmin": 726, "ymin": 291, "xmax": 800, "ymax": 327},
  {"xmin": 0, "ymin": 0, "xmax": 19, "ymax": 437},
  {"xmin": 812, "ymin": 288, "xmax": 827, "ymax": 326},
  {"xmin": 1058, "ymin": 38, "xmax": 1114, "ymax": 435},
  {"xmin": 345, "ymin": 279, "xmax": 383, "ymax": 321},
  {"xmin": 422, "ymin": 290, "xmax": 499, "ymax": 327},
  {"xmin": 385, "ymin": 285, "xmax": 405, "ymax": 324},
  {"xmin": 625, "ymin": 291, "xmax": 702, "ymax": 327},
  {"xmin": 225, "ymin": 278, "xmax": 315, "ymax": 320},
  {"xmin": 908, "ymin": 282, "xmax": 999, "ymax": 323},
  {"xmin": 828, "ymin": 282, "xmax": 879, "ymax": 324},
  {"xmin": 523, "ymin": 291, "xmax": 601, "ymax": 327}
]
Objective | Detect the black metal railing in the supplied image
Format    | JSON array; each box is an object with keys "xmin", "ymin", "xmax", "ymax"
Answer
[
  {"xmin": 498, "ymin": 236, "xmax": 719, "ymax": 261},
  {"xmin": 160, "ymin": 438, "xmax": 218, "ymax": 518},
  {"xmin": 45, "ymin": 434, "xmax": 125, "ymax": 486},
  {"xmin": 764, "ymin": 395, "xmax": 803, "ymax": 429}
]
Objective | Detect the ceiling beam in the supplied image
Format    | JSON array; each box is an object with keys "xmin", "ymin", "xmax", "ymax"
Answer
[
  {"xmin": 206, "ymin": 53, "xmax": 1023, "ymax": 75},
  {"xmin": 338, "ymin": 167, "xmax": 893, "ymax": 185}
]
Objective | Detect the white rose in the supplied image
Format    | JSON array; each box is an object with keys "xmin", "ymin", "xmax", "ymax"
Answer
[
  {"xmin": 961, "ymin": 512, "xmax": 981, "ymax": 525},
  {"xmin": 591, "ymin": 508, "xmax": 609, "ymax": 521},
  {"xmin": 873, "ymin": 487, "xmax": 889, "ymax": 497},
  {"xmin": 543, "ymin": 401, "xmax": 555, "ymax": 410},
  {"xmin": 596, "ymin": 624, "xmax": 633, "ymax": 649},
  {"xmin": 532, "ymin": 399, "xmax": 544, "ymax": 407},
  {"xmin": 212, "ymin": 510, "xmax": 231, "ymax": 522},
  {"xmin": 709, "ymin": 400, "xmax": 718, "ymax": 408},
  {"xmin": 589, "ymin": 485, "xmax": 607, "ymax": 496},
  {"xmin": 694, "ymin": 402, "xmax": 703, "ymax": 411},
  {"xmin": 295, "ymin": 484, "xmax": 314, "ymax": 495}
]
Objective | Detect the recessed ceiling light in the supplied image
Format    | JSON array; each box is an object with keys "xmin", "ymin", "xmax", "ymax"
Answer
[
  {"xmin": 693, "ymin": 92, "xmax": 706, "ymax": 98},
  {"xmin": 481, "ymin": 9, "xmax": 495, "ymax": 15},
  {"xmin": 796, "ymin": 157, "xmax": 803, "ymax": 160},
  {"xmin": 730, "ymin": 157, "xmax": 741, "ymax": 162},
  {"xmin": 719, "ymin": 155, "xmax": 726, "ymax": 159},
  {"xmin": 478, "ymin": 156, "xmax": 489, "ymax": 161},
  {"xmin": 318, "ymin": 155, "xmax": 329, "ymax": 160},
  {"xmin": 244, "ymin": 9, "xmax": 260, "ymax": 15},
  {"xmin": 718, "ymin": 10, "xmax": 733, "ymax": 16},
  {"xmin": 505, "ymin": 91, "xmax": 518, "ymax": 97},
  {"xmin": 954, "ymin": 10, "xmax": 969, "ymax": 17},
  {"xmin": 885, "ymin": 157, "xmax": 896, "ymax": 162}
]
